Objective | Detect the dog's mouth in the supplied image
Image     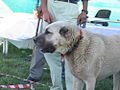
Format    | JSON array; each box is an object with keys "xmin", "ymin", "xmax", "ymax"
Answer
[
  {"xmin": 40, "ymin": 44, "xmax": 56, "ymax": 53},
  {"xmin": 35, "ymin": 41, "xmax": 56, "ymax": 53},
  {"xmin": 34, "ymin": 34, "xmax": 56, "ymax": 53}
]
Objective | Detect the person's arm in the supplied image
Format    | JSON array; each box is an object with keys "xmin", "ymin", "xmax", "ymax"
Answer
[
  {"xmin": 82, "ymin": 0, "xmax": 88, "ymax": 12},
  {"xmin": 41, "ymin": 0, "xmax": 47, "ymax": 13},
  {"xmin": 77, "ymin": 0, "xmax": 88, "ymax": 24},
  {"xmin": 40, "ymin": 0, "xmax": 53, "ymax": 23}
]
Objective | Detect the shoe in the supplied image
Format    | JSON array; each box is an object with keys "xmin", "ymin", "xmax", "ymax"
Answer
[{"xmin": 27, "ymin": 76, "xmax": 39, "ymax": 82}]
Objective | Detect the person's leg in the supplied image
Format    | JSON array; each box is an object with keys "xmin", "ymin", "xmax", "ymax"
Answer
[
  {"xmin": 44, "ymin": 53, "xmax": 63, "ymax": 90},
  {"xmin": 27, "ymin": 18, "xmax": 49, "ymax": 81},
  {"xmin": 65, "ymin": 60, "xmax": 73, "ymax": 90},
  {"xmin": 63, "ymin": 3, "xmax": 81, "ymax": 90},
  {"xmin": 28, "ymin": 46, "xmax": 46, "ymax": 81}
]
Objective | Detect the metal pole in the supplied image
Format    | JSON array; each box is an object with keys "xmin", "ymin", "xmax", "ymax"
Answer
[
  {"xmin": 2, "ymin": 39, "xmax": 8, "ymax": 54},
  {"xmin": 35, "ymin": 18, "xmax": 41, "ymax": 36},
  {"xmin": 35, "ymin": 0, "xmax": 43, "ymax": 37}
]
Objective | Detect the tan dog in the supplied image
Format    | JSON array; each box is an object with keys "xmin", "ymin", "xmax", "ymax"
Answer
[{"xmin": 34, "ymin": 21, "xmax": 120, "ymax": 90}]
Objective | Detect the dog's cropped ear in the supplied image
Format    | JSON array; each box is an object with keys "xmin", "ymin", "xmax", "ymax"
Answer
[{"xmin": 59, "ymin": 26, "xmax": 69, "ymax": 37}]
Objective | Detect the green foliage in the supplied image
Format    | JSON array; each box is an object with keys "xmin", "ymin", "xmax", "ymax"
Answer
[{"xmin": 0, "ymin": 42, "xmax": 32, "ymax": 59}]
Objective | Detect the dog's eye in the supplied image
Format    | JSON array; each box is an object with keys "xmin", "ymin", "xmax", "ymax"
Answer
[
  {"xmin": 59, "ymin": 26, "xmax": 69, "ymax": 36},
  {"xmin": 45, "ymin": 30, "xmax": 51, "ymax": 34}
]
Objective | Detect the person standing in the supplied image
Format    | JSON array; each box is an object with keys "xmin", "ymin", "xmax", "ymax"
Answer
[{"xmin": 28, "ymin": 0, "xmax": 88, "ymax": 90}]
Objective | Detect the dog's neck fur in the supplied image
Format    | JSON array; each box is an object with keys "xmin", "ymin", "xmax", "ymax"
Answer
[{"xmin": 65, "ymin": 30, "xmax": 83, "ymax": 55}]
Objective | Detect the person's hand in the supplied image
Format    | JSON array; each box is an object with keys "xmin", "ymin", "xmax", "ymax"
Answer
[
  {"xmin": 35, "ymin": 5, "xmax": 53, "ymax": 24},
  {"xmin": 42, "ymin": 9, "xmax": 53, "ymax": 24},
  {"xmin": 77, "ymin": 12, "xmax": 88, "ymax": 24},
  {"xmin": 33, "ymin": 6, "xmax": 43, "ymax": 18},
  {"xmin": 37, "ymin": 6, "xmax": 43, "ymax": 18}
]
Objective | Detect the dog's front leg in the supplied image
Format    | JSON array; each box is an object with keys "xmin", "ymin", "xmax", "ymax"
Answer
[
  {"xmin": 85, "ymin": 77, "xmax": 96, "ymax": 90},
  {"xmin": 73, "ymin": 77, "xmax": 84, "ymax": 90}
]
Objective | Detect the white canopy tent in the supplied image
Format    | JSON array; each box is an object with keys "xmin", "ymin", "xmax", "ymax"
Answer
[
  {"xmin": 0, "ymin": 13, "xmax": 38, "ymax": 41},
  {"xmin": 0, "ymin": 13, "xmax": 42, "ymax": 54},
  {"xmin": 0, "ymin": 0, "xmax": 40, "ymax": 54},
  {"xmin": 0, "ymin": 0, "xmax": 13, "ymax": 54}
]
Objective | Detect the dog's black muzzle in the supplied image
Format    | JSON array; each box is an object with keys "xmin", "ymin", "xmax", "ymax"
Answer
[
  {"xmin": 34, "ymin": 34, "xmax": 45, "ymax": 48},
  {"xmin": 34, "ymin": 34, "xmax": 56, "ymax": 53}
]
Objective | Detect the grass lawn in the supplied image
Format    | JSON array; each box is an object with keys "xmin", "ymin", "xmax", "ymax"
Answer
[
  {"xmin": 0, "ymin": 43, "xmax": 51, "ymax": 90},
  {"xmin": 0, "ymin": 42, "xmax": 113, "ymax": 90}
]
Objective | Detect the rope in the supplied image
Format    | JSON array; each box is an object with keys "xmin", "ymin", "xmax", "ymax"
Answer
[
  {"xmin": 0, "ymin": 73, "xmax": 51, "ymax": 88},
  {"xmin": 0, "ymin": 84, "xmax": 32, "ymax": 88}
]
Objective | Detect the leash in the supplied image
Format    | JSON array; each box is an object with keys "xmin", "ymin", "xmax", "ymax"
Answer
[{"xmin": 61, "ymin": 54, "xmax": 65, "ymax": 80}]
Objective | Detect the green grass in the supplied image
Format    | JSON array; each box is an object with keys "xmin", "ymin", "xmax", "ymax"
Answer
[
  {"xmin": 0, "ymin": 59, "xmax": 51, "ymax": 90},
  {"xmin": 0, "ymin": 43, "xmax": 51, "ymax": 90},
  {"xmin": 0, "ymin": 43, "xmax": 113, "ymax": 90}
]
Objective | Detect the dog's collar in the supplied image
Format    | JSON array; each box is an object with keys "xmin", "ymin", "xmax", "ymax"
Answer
[
  {"xmin": 61, "ymin": 54, "xmax": 65, "ymax": 62},
  {"xmin": 65, "ymin": 30, "xmax": 83, "ymax": 55}
]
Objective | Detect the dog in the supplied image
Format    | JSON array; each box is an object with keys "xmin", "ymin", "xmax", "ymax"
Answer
[{"xmin": 34, "ymin": 21, "xmax": 120, "ymax": 90}]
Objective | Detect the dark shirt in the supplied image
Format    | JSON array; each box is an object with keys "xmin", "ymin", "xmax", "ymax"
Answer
[
  {"xmin": 70, "ymin": 0, "xmax": 80, "ymax": 3},
  {"xmin": 56, "ymin": 0, "xmax": 80, "ymax": 4}
]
